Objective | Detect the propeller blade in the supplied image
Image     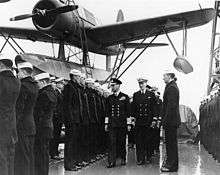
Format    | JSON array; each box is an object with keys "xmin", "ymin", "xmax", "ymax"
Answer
[
  {"xmin": 10, "ymin": 5, "xmax": 78, "ymax": 21},
  {"xmin": 46, "ymin": 5, "xmax": 78, "ymax": 16},
  {"xmin": 10, "ymin": 14, "xmax": 36, "ymax": 21}
]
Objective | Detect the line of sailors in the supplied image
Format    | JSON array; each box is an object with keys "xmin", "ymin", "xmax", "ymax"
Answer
[
  {"xmin": 199, "ymin": 89, "xmax": 220, "ymax": 162},
  {"xmin": 0, "ymin": 54, "xmax": 111, "ymax": 175},
  {"xmin": 0, "ymin": 54, "xmax": 163, "ymax": 175}
]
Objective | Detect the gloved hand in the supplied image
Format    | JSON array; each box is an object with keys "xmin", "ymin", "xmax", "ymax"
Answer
[
  {"xmin": 105, "ymin": 124, "xmax": 109, "ymax": 132},
  {"xmin": 127, "ymin": 125, "xmax": 131, "ymax": 132},
  {"xmin": 150, "ymin": 121, "xmax": 157, "ymax": 128}
]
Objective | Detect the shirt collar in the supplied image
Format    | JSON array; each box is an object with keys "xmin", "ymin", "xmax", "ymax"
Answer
[{"xmin": 140, "ymin": 88, "xmax": 146, "ymax": 94}]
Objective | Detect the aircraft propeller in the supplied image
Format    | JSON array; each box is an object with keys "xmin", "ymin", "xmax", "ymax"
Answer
[{"xmin": 10, "ymin": 5, "xmax": 78, "ymax": 21}]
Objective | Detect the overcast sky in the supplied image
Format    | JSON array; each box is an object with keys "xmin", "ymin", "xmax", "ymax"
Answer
[{"xmin": 0, "ymin": 0, "xmax": 217, "ymax": 118}]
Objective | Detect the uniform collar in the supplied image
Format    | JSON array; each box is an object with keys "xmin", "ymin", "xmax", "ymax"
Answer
[
  {"xmin": 166, "ymin": 80, "xmax": 176, "ymax": 88},
  {"xmin": 114, "ymin": 91, "xmax": 120, "ymax": 96},
  {"xmin": 140, "ymin": 88, "xmax": 147, "ymax": 94},
  {"xmin": 0, "ymin": 69, "xmax": 15, "ymax": 77}
]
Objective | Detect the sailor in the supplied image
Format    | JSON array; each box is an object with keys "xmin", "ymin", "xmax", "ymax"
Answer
[
  {"xmin": 0, "ymin": 54, "xmax": 21, "ymax": 175},
  {"xmin": 128, "ymin": 96, "xmax": 135, "ymax": 149},
  {"xmin": 78, "ymin": 73, "xmax": 90, "ymax": 167},
  {"xmin": 34, "ymin": 72, "xmax": 57, "ymax": 175},
  {"xmin": 132, "ymin": 77, "xmax": 157, "ymax": 165},
  {"xmin": 49, "ymin": 77, "xmax": 65, "ymax": 160},
  {"xmin": 105, "ymin": 78, "xmax": 130, "ymax": 168},
  {"xmin": 85, "ymin": 78, "xmax": 99, "ymax": 163},
  {"xmin": 94, "ymin": 83, "xmax": 104, "ymax": 158},
  {"xmin": 151, "ymin": 91, "xmax": 163, "ymax": 154},
  {"xmin": 160, "ymin": 71, "xmax": 181, "ymax": 172},
  {"xmin": 63, "ymin": 69, "xmax": 82, "ymax": 171},
  {"xmin": 14, "ymin": 62, "xmax": 38, "ymax": 175}
]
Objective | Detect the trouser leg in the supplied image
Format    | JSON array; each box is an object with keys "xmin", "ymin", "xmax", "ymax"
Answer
[{"xmin": 108, "ymin": 128, "xmax": 117, "ymax": 164}]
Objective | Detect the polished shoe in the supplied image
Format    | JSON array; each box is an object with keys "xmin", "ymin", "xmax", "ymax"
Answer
[
  {"xmin": 121, "ymin": 160, "xmax": 126, "ymax": 166},
  {"xmin": 81, "ymin": 161, "xmax": 89, "ymax": 167},
  {"xmin": 106, "ymin": 163, "xmax": 116, "ymax": 168},
  {"xmin": 160, "ymin": 166, "xmax": 178, "ymax": 172},
  {"xmin": 146, "ymin": 158, "xmax": 152, "ymax": 164},
  {"xmin": 51, "ymin": 155, "xmax": 62, "ymax": 160},
  {"xmin": 65, "ymin": 166, "xmax": 79, "ymax": 171},
  {"xmin": 137, "ymin": 161, "xmax": 145, "ymax": 165}
]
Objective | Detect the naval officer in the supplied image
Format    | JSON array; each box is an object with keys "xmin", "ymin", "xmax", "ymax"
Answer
[
  {"xmin": 132, "ymin": 77, "xmax": 157, "ymax": 165},
  {"xmin": 105, "ymin": 78, "xmax": 131, "ymax": 168}
]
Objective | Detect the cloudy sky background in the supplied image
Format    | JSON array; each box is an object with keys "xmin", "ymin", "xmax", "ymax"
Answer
[{"xmin": 0, "ymin": 0, "xmax": 217, "ymax": 118}]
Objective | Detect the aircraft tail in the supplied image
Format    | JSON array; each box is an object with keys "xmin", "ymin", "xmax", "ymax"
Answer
[{"xmin": 116, "ymin": 9, "xmax": 124, "ymax": 22}]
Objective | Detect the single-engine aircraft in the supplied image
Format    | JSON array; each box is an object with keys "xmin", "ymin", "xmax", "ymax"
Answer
[{"xmin": 0, "ymin": 0, "xmax": 215, "ymax": 81}]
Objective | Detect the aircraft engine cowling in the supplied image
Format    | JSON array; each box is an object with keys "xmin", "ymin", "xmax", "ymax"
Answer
[{"xmin": 32, "ymin": 0, "xmax": 78, "ymax": 37}]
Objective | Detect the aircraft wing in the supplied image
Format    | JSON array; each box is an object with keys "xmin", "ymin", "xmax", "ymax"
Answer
[
  {"xmin": 86, "ymin": 8, "xmax": 215, "ymax": 47},
  {"xmin": 0, "ymin": 27, "xmax": 59, "ymax": 43}
]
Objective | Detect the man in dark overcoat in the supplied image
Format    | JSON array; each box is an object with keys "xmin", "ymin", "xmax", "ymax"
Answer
[
  {"xmin": 0, "ymin": 55, "xmax": 21, "ymax": 175},
  {"xmin": 63, "ymin": 69, "xmax": 83, "ymax": 171},
  {"xmin": 14, "ymin": 61, "xmax": 38, "ymax": 175},
  {"xmin": 161, "ymin": 72, "xmax": 181, "ymax": 172},
  {"xmin": 34, "ymin": 72, "xmax": 57, "ymax": 175}
]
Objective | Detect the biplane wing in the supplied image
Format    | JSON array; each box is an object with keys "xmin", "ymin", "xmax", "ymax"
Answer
[
  {"xmin": 0, "ymin": 8, "xmax": 215, "ymax": 54},
  {"xmin": 87, "ymin": 8, "xmax": 215, "ymax": 47}
]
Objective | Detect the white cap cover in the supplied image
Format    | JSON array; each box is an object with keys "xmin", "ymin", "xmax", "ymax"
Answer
[
  {"xmin": 17, "ymin": 62, "xmax": 33, "ymax": 70},
  {"xmin": 35, "ymin": 72, "xmax": 50, "ymax": 81}
]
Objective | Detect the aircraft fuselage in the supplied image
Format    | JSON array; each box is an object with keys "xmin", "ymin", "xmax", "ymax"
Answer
[{"xmin": 32, "ymin": 0, "xmax": 120, "ymax": 56}]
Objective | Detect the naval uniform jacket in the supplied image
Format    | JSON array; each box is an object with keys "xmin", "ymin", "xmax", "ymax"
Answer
[
  {"xmin": 87, "ymin": 88, "xmax": 98, "ymax": 124},
  {"xmin": 162, "ymin": 80, "xmax": 181, "ymax": 127},
  {"xmin": 16, "ymin": 76, "xmax": 39, "ymax": 136},
  {"xmin": 132, "ymin": 90, "xmax": 157, "ymax": 127},
  {"xmin": 34, "ymin": 85, "xmax": 57, "ymax": 138},
  {"xmin": 81, "ymin": 86, "xmax": 91, "ymax": 126},
  {"xmin": 106, "ymin": 92, "xmax": 130, "ymax": 128},
  {"xmin": 53, "ymin": 89, "xmax": 64, "ymax": 123},
  {"xmin": 0, "ymin": 70, "xmax": 21, "ymax": 143},
  {"xmin": 63, "ymin": 81, "xmax": 82, "ymax": 125}
]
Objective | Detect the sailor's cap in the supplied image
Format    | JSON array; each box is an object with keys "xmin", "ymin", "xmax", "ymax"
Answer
[
  {"xmin": 80, "ymin": 73, "xmax": 86, "ymax": 78},
  {"xmin": 94, "ymin": 82, "xmax": 101, "ymax": 87},
  {"xmin": 55, "ymin": 77, "xmax": 64, "ymax": 83},
  {"xmin": 50, "ymin": 76, "xmax": 56, "ymax": 82},
  {"xmin": 0, "ymin": 54, "xmax": 13, "ymax": 67},
  {"xmin": 70, "ymin": 69, "xmax": 81, "ymax": 76},
  {"xmin": 35, "ymin": 72, "xmax": 50, "ymax": 81},
  {"xmin": 110, "ymin": 78, "xmax": 122, "ymax": 85},
  {"xmin": 17, "ymin": 62, "xmax": 33, "ymax": 70},
  {"xmin": 137, "ymin": 76, "xmax": 148, "ymax": 83},
  {"xmin": 85, "ymin": 78, "xmax": 95, "ymax": 84}
]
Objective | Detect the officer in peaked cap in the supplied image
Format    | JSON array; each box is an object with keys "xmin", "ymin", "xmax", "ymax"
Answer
[
  {"xmin": 33, "ymin": 72, "xmax": 57, "ymax": 175},
  {"xmin": 0, "ymin": 54, "xmax": 21, "ymax": 175},
  {"xmin": 14, "ymin": 62, "xmax": 38, "ymax": 175},
  {"xmin": 105, "ymin": 78, "xmax": 130, "ymax": 168},
  {"xmin": 132, "ymin": 76, "xmax": 157, "ymax": 165}
]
